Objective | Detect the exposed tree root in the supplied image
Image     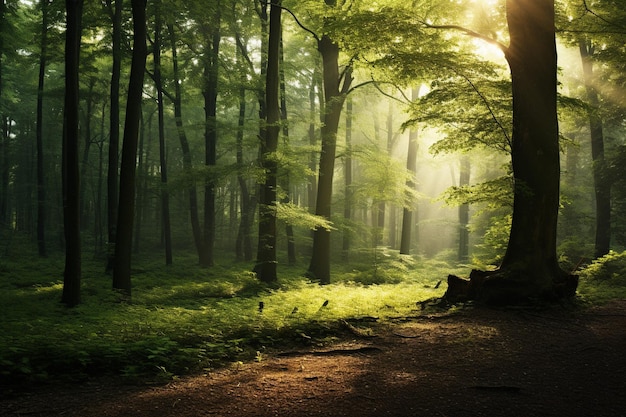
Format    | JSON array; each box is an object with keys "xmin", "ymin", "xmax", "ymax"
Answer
[{"xmin": 444, "ymin": 267, "xmax": 579, "ymax": 305}]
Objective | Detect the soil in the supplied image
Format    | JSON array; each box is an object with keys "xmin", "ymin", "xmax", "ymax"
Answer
[{"xmin": 2, "ymin": 300, "xmax": 626, "ymax": 417}]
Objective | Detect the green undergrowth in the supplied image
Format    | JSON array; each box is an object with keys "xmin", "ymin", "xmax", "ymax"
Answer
[
  {"xmin": 0, "ymin": 247, "xmax": 459, "ymax": 390},
  {"xmin": 577, "ymin": 250, "xmax": 626, "ymax": 303},
  {"xmin": 2, "ymin": 245, "xmax": 624, "ymax": 391}
]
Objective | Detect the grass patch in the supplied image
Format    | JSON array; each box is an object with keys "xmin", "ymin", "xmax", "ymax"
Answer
[{"xmin": 1, "ymin": 247, "xmax": 455, "ymax": 389}]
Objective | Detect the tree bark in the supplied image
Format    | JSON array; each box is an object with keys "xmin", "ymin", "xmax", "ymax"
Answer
[
  {"xmin": 253, "ymin": 0, "xmax": 281, "ymax": 283},
  {"xmin": 112, "ymin": 0, "xmax": 147, "ymax": 297},
  {"xmin": 61, "ymin": 0, "xmax": 83, "ymax": 307}
]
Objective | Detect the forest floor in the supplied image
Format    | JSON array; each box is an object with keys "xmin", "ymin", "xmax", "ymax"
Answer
[{"xmin": 2, "ymin": 299, "xmax": 626, "ymax": 417}]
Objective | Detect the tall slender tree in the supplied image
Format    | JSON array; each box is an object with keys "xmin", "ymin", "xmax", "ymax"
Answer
[
  {"xmin": 458, "ymin": 155, "xmax": 470, "ymax": 261},
  {"xmin": 153, "ymin": 0, "xmax": 172, "ymax": 265},
  {"xmin": 201, "ymin": 1, "xmax": 221, "ymax": 267},
  {"xmin": 36, "ymin": 0, "xmax": 51, "ymax": 257},
  {"xmin": 279, "ymin": 37, "xmax": 296, "ymax": 265},
  {"xmin": 234, "ymin": 36, "xmax": 254, "ymax": 262},
  {"xmin": 112, "ymin": 0, "xmax": 147, "ymax": 296},
  {"xmin": 400, "ymin": 87, "xmax": 420, "ymax": 255},
  {"xmin": 105, "ymin": 0, "xmax": 122, "ymax": 273},
  {"xmin": 307, "ymin": 0, "xmax": 353, "ymax": 284},
  {"xmin": 167, "ymin": 22, "xmax": 205, "ymax": 265},
  {"xmin": 342, "ymin": 97, "xmax": 353, "ymax": 259},
  {"xmin": 61, "ymin": 0, "xmax": 84, "ymax": 307},
  {"xmin": 579, "ymin": 39, "xmax": 610, "ymax": 258},
  {"xmin": 254, "ymin": 0, "xmax": 281, "ymax": 283}
]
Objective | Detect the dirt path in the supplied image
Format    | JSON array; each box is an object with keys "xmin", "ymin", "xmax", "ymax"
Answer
[{"xmin": 3, "ymin": 301, "xmax": 626, "ymax": 417}]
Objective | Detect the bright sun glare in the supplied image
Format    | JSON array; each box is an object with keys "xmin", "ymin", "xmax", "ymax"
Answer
[
  {"xmin": 467, "ymin": 0, "xmax": 506, "ymax": 62},
  {"xmin": 472, "ymin": 38, "xmax": 506, "ymax": 62},
  {"xmin": 470, "ymin": 0, "xmax": 499, "ymax": 6}
]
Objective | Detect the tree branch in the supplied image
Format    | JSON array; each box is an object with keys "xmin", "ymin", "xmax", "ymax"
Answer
[
  {"xmin": 421, "ymin": 22, "xmax": 508, "ymax": 54},
  {"xmin": 269, "ymin": 2, "xmax": 320, "ymax": 42},
  {"xmin": 582, "ymin": 0, "xmax": 626, "ymax": 31},
  {"xmin": 453, "ymin": 69, "xmax": 511, "ymax": 149}
]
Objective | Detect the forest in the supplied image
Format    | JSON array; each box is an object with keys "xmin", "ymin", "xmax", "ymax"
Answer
[{"xmin": 2, "ymin": 0, "xmax": 626, "ymax": 410}]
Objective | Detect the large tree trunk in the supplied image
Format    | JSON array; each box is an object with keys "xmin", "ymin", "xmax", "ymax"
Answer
[
  {"xmin": 306, "ymin": 32, "xmax": 352, "ymax": 284},
  {"xmin": 112, "ymin": 0, "xmax": 147, "ymax": 297},
  {"xmin": 579, "ymin": 39, "xmax": 610, "ymax": 259},
  {"xmin": 445, "ymin": 0, "xmax": 577, "ymax": 304},
  {"xmin": 61, "ymin": 0, "xmax": 83, "ymax": 307},
  {"xmin": 253, "ymin": 0, "xmax": 281, "ymax": 283}
]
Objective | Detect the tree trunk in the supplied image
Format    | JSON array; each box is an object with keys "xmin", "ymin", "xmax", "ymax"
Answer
[
  {"xmin": 36, "ymin": 0, "xmax": 49, "ymax": 257},
  {"xmin": 201, "ymin": 6, "xmax": 221, "ymax": 267},
  {"xmin": 400, "ymin": 88, "xmax": 419, "ymax": 255},
  {"xmin": 579, "ymin": 39, "xmax": 610, "ymax": 259},
  {"xmin": 386, "ymin": 100, "xmax": 396, "ymax": 248},
  {"xmin": 253, "ymin": 0, "xmax": 281, "ymax": 283},
  {"xmin": 307, "ymin": 66, "xmax": 320, "ymax": 213},
  {"xmin": 342, "ymin": 97, "xmax": 353, "ymax": 260},
  {"xmin": 154, "ymin": 2, "xmax": 172, "ymax": 265},
  {"xmin": 234, "ymin": 36, "xmax": 255, "ymax": 262},
  {"xmin": 94, "ymin": 113, "xmax": 105, "ymax": 257},
  {"xmin": 279, "ymin": 36, "xmax": 296, "ymax": 265},
  {"xmin": 168, "ymin": 23, "xmax": 206, "ymax": 264},
  {"xmin": 61, "ymin": 0, "xmax": 83, "ymax": 307},
  {"xmin": 112, "ymin": 0, "xmax": 147, "ymax": 297},
  {"xmin": 458, "ymin": 156, "xmax": 470, "ymax": 262},
  {"xmin": 105, "ymin": 0, "xmax": 122, "ymax": 274},
  {"xmin": 445, "ymin": 0, "xmax": 577, "ymax": 304},
  {"xmin": 132, "ymin": 109, "xmax": 147, "ymax": 254},
  {"xmin": 80, "ymin": 78, "xmax": 95, "ymax": 231},
  {"xmin": 307, "ymin": 31, "xmax": 352, "ymax": 284}
]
